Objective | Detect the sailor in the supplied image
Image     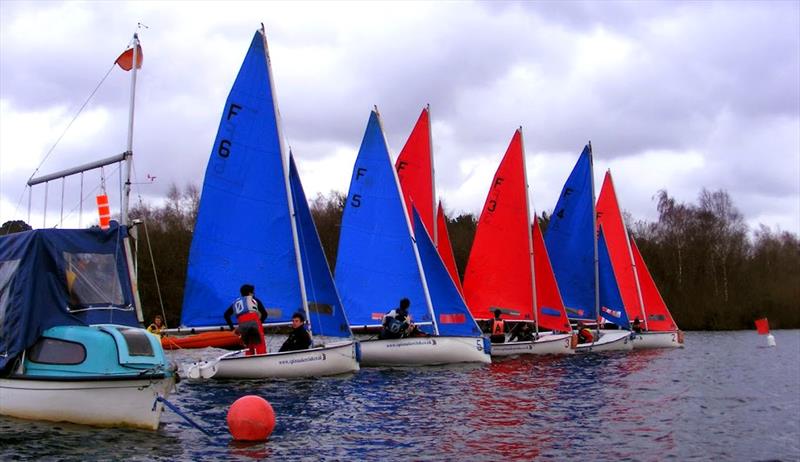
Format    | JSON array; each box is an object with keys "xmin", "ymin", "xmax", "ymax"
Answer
[
  {"xmin": 224, "ymin": 284, "xmax": 269, "ymax": 355},
  {"xmin": 279, "ymin": 312, "xmax": 312, "ymax": 352},
  {"xmin": 380, "ymin": 298, "xmax": 413, "ymax": 340},
  {"xmin": 146, "ymin": 314, "xmax": 166, "ymax": 337},
  {"xmin": 489, "ymin": 309, "xmax": 506, "ymax": 344},
  {"xmin": 509, "ymin": 322, "xmax": 534, "ymax": 342},
  {"xmin": 577, "ymin": 321, "xmax": 594, "ymax": 344},
  {"xmin": 632, "ymin": 317, "xmax": 643, "ymax": 334}
]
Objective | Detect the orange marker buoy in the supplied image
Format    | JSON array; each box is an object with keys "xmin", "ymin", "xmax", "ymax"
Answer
[{"xmin": 227, "ymin": 395, "xmax": 276, "ymax": 441}]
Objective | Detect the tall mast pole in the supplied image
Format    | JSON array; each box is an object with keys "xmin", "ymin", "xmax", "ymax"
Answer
[
  {"xmin": 122, "ymin": 33, "xmax": 139, "ymax": 226},
  {"xmin": 589, "ymin": 142, "xmax": 600, "ymax": 337},
  {"xmin": 519, "ymin": 128, "xmax": 539, "ymax": 335},
  {"xmin": 427, "ymin": 104, "xmax": 437, "ymax": 246}
]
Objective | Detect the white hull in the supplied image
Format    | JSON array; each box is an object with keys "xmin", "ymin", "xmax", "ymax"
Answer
[
  {"xmin": 359, "ymin": 336, "xmax": 490, "ymax": 366},
  {"xmin": 186, "ymin": 340, "xmax": 359, "ymax": 379},
  {"xmin": 576, "ymin": 330, "xmax": 633, "ymax": 353},
  {"xmin": 0, "ymin": 375, "xmax": 175, "ymax": 430},
  {"xmin": 631, "ymin": 330, "xmax": 684, "ymax": 349},
  {"xmin": 490, "ymin": 333, "xmax": 575, "ymax": 357}
]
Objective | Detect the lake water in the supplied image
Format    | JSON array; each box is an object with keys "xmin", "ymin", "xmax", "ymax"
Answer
[{"xmin": 2, "ymin": 331, "xmax": 798, "ymax": 461}]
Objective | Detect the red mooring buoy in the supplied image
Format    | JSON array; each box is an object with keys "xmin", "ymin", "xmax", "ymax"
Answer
[{"xmin": 227, "ymin": 395, "xmax": 276, "ymax": 441}]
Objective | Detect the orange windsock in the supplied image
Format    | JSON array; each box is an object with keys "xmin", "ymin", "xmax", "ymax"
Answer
[
  {"xmin": 115, "ymin": 45, "xmax": 143, "ymax": 71},
  {"xmin": 96, "ymin": 194, "xmax": 111, "ymax": 229}
]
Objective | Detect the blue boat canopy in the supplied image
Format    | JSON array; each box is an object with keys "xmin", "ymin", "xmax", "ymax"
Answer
[{"xmin": 0, "ymin": 222, "xmax": 140, "ymax": 372}]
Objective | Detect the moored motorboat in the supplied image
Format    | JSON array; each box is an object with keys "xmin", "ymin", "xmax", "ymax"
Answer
[{"xmin": 1, "ymin": 325, "xmax": 175, "ymax": 429}]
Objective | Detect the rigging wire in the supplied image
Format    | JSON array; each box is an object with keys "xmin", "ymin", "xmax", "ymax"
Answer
[{"xmin": 12, "ymin": 62, "xmax": 117, "ymax": 220}]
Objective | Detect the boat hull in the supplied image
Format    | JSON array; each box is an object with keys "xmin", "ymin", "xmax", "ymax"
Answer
[
  {"xmin": 631, "ymin": 330, "xmax": 684, "ymax": 349},
  {"xmin": 0, "ymin": 375, "xmax": 175, "ymax": 430},
  {"xmin": 576, "ymin": 330, "xmax": 633, "ymax": 353},
  {"xmin": 490, "ymin": 333, "xmax": 575, "ymax": 356},
  {"xmin": 359, "ymin": 336, "xmax": 491, "ymax": 366},
  {"xmin": 186, "ymin": 340, "xmax": 359, "ymax": 379},
  {"xmin": 161, "ymin": 331, "xmax": 243, "ymax": 350}
]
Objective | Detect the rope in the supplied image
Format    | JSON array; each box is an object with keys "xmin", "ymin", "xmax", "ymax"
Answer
[
  {"xmin": 13, "ymin": 62, "xmax": 117, "ymax": 219},
  {"xmin": 152, "ymin": 396, "xmax": 212, "ymax": 436}
]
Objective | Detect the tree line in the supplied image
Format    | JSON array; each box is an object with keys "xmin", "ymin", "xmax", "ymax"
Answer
[{"xmin": 2, "ymin": 185, "xmax": 797, "ymax": 330}]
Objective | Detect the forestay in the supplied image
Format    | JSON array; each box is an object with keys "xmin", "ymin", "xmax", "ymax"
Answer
[
  {"xmin": 289, "ymin": 154, "xmax": 352, "ymax": 338},
  {"xmin": 412, "ymin": 208, "xmax": 482, "ymax": 337}
]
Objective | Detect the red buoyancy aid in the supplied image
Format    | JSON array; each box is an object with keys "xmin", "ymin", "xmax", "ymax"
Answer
[
  {"xmin": 492, "ymin": 319, "xmax": 505, "ymax": 336},
  {"xmin": 579, "ymin": 327, "xmax": 594, "ymax": 343},
  {"xmin": 237, "ymin": 311, "xmax": 266, "ymax": 355}
]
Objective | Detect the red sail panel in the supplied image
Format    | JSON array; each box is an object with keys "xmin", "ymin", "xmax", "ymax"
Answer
[
  {"xmin": 754, "ymin": 318, "xmax": 770, "ymax": 335},
  {"xmin": 630, "ymin": 237, "xmax": 678, "ymax": 331},
  {"xmin": 463, "ymin": 130, "xmax": 534, "ymax": 320},
  {"xmin": 596, "ymin": 171, "xmax": 645, "ymax": 322},
  {"xmin": 436, "ymin": 202, "xmax": 464, "ymax": 296},
  {"xmin": 395, "ymin": 107, "xmax": 435, "ymax": 239},
  {"xmin": 532, "ymin": 220, "xmax": 572, "ymax": 332}
]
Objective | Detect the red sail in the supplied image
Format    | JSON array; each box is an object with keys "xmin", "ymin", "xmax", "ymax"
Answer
[
  {"xmin": 395, "ymin": 106, "xmax": 435, "ymax": 240},
  {"xmin": 630, "ymin": 237, "xmax": 678, "ymax": 331},
  {"xmin": 532, "ymin": 220, "xmax": 572, "ymax": 332},
  {"xmin": 463, "ymin": 130, "xmax": 534, "ymax": 321},
  {"xmin": 436, "ymin": 202, "xmax": 464, "ymax": 296},
  {"xmin": 596, "ymin": 171, "xmax": 644, "ymax": 322}
]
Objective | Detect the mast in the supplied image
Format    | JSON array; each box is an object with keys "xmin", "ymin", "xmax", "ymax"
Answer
[
  {"xmin": 427, "ymin": 104, "xmax": 437, "ymax": 246},
  {"xmin": 519, "ymin": 128, "xmax": 539, "ymax": 335},
  {"xmin": 260, "ymin": 26, "xmax": 311, "ymax": 331},
  {"xmin": 121, "ymin": 33, "xmax": 139, "ymax": 226},
  {"xmin": 608, "ymin": 170, "xmax": 648, "ymax": 331},
  {"xmin": 589, "ymin": 142, "xmax": 600, "ymax": 337},
  {"xmin": 377, "ymin": 107, "xmax": 440, "ymax": 336}
]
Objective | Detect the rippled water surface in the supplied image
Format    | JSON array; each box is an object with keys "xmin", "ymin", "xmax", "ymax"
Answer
[{"xmin": 2, "ymin": 331, "xmax": 798, "ymax": 461}]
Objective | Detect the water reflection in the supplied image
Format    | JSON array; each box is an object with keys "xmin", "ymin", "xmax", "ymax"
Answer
[{"xmin": 2, "ymin": 332, "xmax": 798, "ymax": 461}]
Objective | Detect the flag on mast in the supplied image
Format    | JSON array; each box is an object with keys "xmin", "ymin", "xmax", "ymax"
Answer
[{"xmin": 115, "ymin": 45, "xmax": 143, "ymax": 71}]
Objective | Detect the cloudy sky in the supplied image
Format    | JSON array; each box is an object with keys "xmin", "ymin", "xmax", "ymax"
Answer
[{"xmin": 1, "ymin": 1, "xmax": 798, "ymax": 235}]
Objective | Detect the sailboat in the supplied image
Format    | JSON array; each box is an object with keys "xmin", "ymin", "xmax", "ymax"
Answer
[
  {"xmin": 334, "ymin": 110, "xmax": 490, "ymax": 366},
  {"xmin": 544, "ymin": 144, "xmax": 633, "ymax": 352},
  {"xmin": 181, "ymin": 28, "xmax": 358, "ymax": 379},
  {"xmin": 0, "ymin": 33, "xmax": 176, "ymax": 429},
  {"xmin": 463, "ymin": 129, "xmax": 575, "ymax": 356},
  {"xmin": 596, "ymin": 171, "xmax": 683, "ymax": 348}
]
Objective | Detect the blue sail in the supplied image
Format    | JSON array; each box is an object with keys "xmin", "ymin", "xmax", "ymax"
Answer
[
  {"xmin": 544, "ymin": 145, "xmax": 596, "ymax": 321},
  {"xmin": 598, "ymin": 228, "xmax": 630, "ymax": 328},
  {"xmin": 289, "ymin": 154, "xmax": 352, "ymax": 338},
  {"xmin": 334, "ymin": 111, "xmax": 431, "ymax": 329},
  {"xmin": 412, "ymin": 208, "xmax": 482, "ymax": 337},
  {"xmin": 181, "ymin": 31, "xmax": 300, "ymax": 327}
]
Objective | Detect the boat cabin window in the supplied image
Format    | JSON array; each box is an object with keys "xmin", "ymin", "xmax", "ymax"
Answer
[
  {"xmin": 28, "ymin": 338, "xmax": 86, "ymax": 365},
  {"xmin": 118, "ymin": 327, "xmax": 155, "ymax": 356},
  {"xmin": 63, "ymin": 252, "xmax": 125, "ymax": 307},
  {"xmin": 0, "ymin": 260, "xmax": 22, "ymax": 331}
]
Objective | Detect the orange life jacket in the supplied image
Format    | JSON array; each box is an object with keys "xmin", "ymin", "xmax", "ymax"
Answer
[
  {"xmin": 579, "ymin": 327, "xmax": 594, "ymax": 343},
  {"xmin": 492, "ymin": 319, "xmax": 505, "ymax": 336}
]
